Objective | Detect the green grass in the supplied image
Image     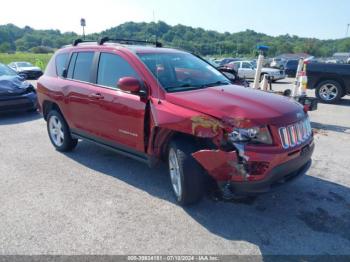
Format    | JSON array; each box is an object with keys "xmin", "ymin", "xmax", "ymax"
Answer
[{"xmin": 0, "ymin": 52, "xmax": 53, "ymax": 70}]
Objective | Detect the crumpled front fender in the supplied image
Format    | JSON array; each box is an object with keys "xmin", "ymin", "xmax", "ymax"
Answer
[{"xmin": 192, "ymin": 150, "xmax": 246, "ymax": 181}]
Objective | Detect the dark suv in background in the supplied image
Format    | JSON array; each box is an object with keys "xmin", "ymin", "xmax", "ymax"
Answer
[{"xmin": 284, "ymin": 60, "xmax": 298, "ymax": 77}]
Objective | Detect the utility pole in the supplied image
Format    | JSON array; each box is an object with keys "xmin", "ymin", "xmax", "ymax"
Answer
[{"xmin": 80, "ymin": 18, "xmax": 86, "ymax": 40}]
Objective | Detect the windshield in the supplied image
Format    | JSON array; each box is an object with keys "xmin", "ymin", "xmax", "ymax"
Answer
[
  {"xmin": 17, "ymin": 62, "xmax": 33, "ymax": 67},
  {"xmin": 0, "ymin": 64, "xmax": 18, "ymax": 76},
  {"xmin": 137, "ymin": 52, "xmax": 230, "ymax": 92}
]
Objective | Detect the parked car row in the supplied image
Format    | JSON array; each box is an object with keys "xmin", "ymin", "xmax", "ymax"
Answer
[
  {"xmin": 228, "ymin": 60, "xmax": 286, "ymax": 82},
  {"xmin": 212, "ymin": 57, "xmax": 287, "ymax": 82}
]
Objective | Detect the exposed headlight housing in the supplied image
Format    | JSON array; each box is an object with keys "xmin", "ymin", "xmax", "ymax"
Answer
[{"xmin": 228, "ymin": 126, "xmax": 273, "ymax": 145}]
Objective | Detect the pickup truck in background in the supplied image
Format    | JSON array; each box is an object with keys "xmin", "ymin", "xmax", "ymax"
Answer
[{"xmin": 307, "ymin": 63, "xmax": 350, "ymax": 103}]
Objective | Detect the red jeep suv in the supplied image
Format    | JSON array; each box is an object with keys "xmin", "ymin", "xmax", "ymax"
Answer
[{"xmin": 37, "ymin": 38, "xmax": 314, "ymax": 205}]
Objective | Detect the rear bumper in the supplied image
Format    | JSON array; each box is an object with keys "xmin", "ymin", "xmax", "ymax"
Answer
[{"xmin": 0, "ymin": 92, "xmax": 37, "ymax": 113}]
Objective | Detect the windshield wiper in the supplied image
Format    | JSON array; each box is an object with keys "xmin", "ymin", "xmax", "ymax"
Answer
[
  {"xmin": 199, "ymin": 81, "xmax": 230, "ymax": 88},
  {"xmin": 166, "ymin": 84, "xmax": 202, "ymax": 92},
  {"xmin": 166, "ymin": 81, "xmax": 230, "ymax": 92}
]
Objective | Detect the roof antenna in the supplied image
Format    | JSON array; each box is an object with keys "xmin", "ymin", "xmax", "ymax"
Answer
[{"xmin": 153, "ymin": 10, "xmax": 161, "ymax": 105}]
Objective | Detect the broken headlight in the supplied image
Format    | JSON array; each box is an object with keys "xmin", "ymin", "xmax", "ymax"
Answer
[{"xmin": 228, "ymin": 126, "xmax": 273, "ymax": 145}]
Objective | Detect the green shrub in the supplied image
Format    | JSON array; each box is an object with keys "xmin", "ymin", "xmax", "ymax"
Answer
[{"xmin": 29, "ymin": 46, "xmax": 54, "ymax": 54}]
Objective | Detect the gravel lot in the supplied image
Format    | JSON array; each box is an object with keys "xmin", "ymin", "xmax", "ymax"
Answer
[{"xmin": 0, "ymin": 79, "xmax": 350, "ymax": 256}]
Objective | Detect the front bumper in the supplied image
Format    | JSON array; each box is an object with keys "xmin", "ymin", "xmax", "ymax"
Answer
[
  {"xmin": 230, "ymin": 144, "xmax": 313, "ymax": 194},
  {"xmin": 193, "ymin": 139, "xmax": 314, "ymax": 195},
  {"xmin": 0, "ymin": 92, "xmax": 37, "ymax": 113}
]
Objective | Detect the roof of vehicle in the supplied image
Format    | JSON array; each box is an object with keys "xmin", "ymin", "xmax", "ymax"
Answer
[{"xmin": 60, "ymin": 42, "xmax": 187, "ymax": 54}]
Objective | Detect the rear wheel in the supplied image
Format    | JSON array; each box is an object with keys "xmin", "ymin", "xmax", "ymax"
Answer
[
  {"xmin": 168, "ymin": 140, "xmax": 204, "ymax": 205},
  {"xmin": 47, "ymin": 110, "xmax": 78, "ymax": 152},
  {"xmin": 315, "ymin": 80, "xmax": 343, "ymax": 104}
]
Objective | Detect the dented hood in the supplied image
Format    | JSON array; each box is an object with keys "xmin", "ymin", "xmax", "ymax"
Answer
[
  {"xmin": 165, "ymin": 85, "xmax": 304, "ymax": 126},
  {"xmin": 0, "ymin": 75, "xmax": 31, "ymax": 96}
]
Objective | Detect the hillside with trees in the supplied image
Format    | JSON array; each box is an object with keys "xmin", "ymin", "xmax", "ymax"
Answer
[{"xmin": 1, "ymin": 21, "xmax": 350, "ymax": 57}]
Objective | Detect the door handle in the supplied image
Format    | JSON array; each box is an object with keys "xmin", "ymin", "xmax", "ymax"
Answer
[{"xmin": 88, "ymin": 93, "xmax": 104, "ymax": 99}]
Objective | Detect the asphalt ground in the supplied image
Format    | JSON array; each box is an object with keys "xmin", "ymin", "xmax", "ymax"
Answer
[{"xmin": 0, "ymin": 79, "xmax": 349, "ymax": 256}]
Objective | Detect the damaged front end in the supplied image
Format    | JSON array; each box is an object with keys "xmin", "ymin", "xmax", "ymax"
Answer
[
  {"xmin": 191, "ymin": 118, "xmax": 274, "ymax": 199},
  {"xmin": 148, "ymin": 98, "xmax": 296, "ymax": 199}
]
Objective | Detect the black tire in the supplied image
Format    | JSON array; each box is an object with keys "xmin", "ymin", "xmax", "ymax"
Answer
[
  {"xmin": 168, "ymin": 139, "xmax": 204, "ymax": 205},
  {"xmin": 47, "ymin": 110, "xmax": 78, "ymax": 152},
  {"xmin": 315, "ymin": 80, "xmax": 343, "ymax": 104}
]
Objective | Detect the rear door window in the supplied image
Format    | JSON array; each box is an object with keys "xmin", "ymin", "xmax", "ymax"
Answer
[
  {"xmin": 71, "ymin": 52, "xmax": 94, "ymax": 82},
  {"xmin": 55, "ymin": 53, "xmax": 69, "ymax": 77},
  {"xmin": 97, "ymin": 53, "xmax": 139, "ymax": 88},
  {"xmin": 67, "ymin": 53, "xmax": 77, "ymax": 79}
]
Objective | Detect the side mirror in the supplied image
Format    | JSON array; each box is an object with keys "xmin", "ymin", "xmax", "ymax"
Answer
[{"xmin": 117, "ymin": 77, "xmax": 141, "ymax": 93}]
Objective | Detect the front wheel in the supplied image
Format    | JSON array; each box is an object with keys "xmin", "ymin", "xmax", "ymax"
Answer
[
  {"xmin": 47, "ymin": 110, "xmax": 78, "ymax": 152},
  {"xmin": 168, "ymin": 140, "xmax": 204, "ymax": 206},
  {"xmin": 315, "ymin": 80, "xmax": 343, "ymax": 104}
]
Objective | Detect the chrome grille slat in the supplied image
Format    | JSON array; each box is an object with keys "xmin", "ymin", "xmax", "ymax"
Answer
[{"xmin": 279, "ymin": 117, "xmax": 312, "ymax": 149}]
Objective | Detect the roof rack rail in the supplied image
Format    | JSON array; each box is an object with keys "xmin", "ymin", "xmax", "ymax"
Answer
[
  {"xmin": 98, "ymin": 36, "xmax": 163, "ymax": 47},
  {"xmin": 72, "ymin": 39, "xmax": 96, "ymax": 46}
]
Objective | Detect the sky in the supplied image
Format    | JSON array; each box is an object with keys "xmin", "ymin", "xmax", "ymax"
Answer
[{"xmin": 1, "ymin": 0, "xmax": 349, "ymax": 39}]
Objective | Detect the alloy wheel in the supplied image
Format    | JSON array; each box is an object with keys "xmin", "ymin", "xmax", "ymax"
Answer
[
  {"xmin": 168, "ymin": 148, "xmax": 182, "ymax": 198},
  {"xmin": 49, "ymin": 116, "xmax": 64, "ymax": 147},
  {"xmin": 319, "ymin": 83, "xmax": 338, "ymax": 101}
]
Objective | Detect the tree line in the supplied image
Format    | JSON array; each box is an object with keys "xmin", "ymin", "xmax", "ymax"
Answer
[{"xmin": 1, "ymin": 21, "xmax": 350, "ymax": 57}]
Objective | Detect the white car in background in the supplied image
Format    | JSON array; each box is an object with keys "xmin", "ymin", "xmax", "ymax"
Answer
[
  {"xmin": 8, "ymin": 61, "xmax": 43, "ymax": 80},
  {"xmin": 229, "ymin": 60, "xmax": 286, "ymax": 82}
]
